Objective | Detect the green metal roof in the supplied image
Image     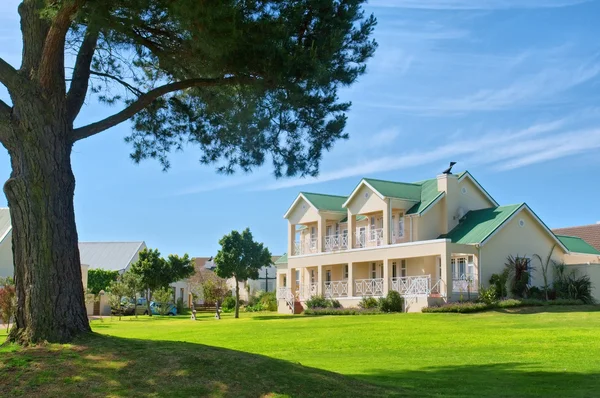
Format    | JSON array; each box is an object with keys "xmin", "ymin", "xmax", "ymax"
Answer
[
  {"xmin": 363, "ymin": 178, "xmax": 422, "ymax": 201},
  {"xmin": 274, "ymin": 253, "xmax": 288, "ymax": 265},
  {"xmin": 556, "ymin": 235, "xmax": 600, "ymax": 255},
  {"xmin": 407, "ymin": 178, "xmax": 443, "ymax": 215},
  {"xmin": 340, "ymin": 215, "xmax": 367, "ymax": 223},
  {"xmin": 441, "ymin": 204, "xmax": 523, "ymax": 244},
  {"xmin": 301, "ymin": 192, "xmax": 346, "ymax": 213}
]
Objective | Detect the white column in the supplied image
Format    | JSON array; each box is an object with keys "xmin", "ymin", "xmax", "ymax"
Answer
[
  {"xmin": 317, "ymin": 214, "xmax": 326, "ymax": 253},
  {"xmin": 348, "ymin": 212, "xmax": 355, "ymax": 249},
  {"xmin": 383, "ymin": 200, "xmax": 391, "ymax": 245},
  {"xmin": 288, "ymin": 222, "xmax": 295, "ymax": 256},
  {"xmin": 383, "ymin": 259, "xmax": 390, "ymax": 294},
  {"xmin": 317, "ymin": 265, "xmax": 323, "ymax": 295},
  {"xmin": 348, "ymin": 262, "xmax": 354, "ymax": 297},
  {"xmin": 440, "ymin": 246, "xmax": 452, "ymax": 299}
]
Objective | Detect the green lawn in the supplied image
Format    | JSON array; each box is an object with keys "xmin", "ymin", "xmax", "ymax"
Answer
[{"xmin": 2, "ymin": 307, "xmax": 600, "ymax": 397}]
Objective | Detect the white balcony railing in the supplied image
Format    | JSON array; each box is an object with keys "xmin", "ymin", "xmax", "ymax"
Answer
[
  {"xmin": 390, "ymin": 275, "xmax": 431, "ymax": 296},
  {"xmin": 296, "ymin": 283, "xmax": 318, "ymax": 300},
  {"xmin": 323, "ymin": 234, "xmax": 348, "ymax": 252},
  {"xmin": 277, "ymin": 287, "xmax": 296, "ymax": 313},
  {"xmin": 452, "ymin": 273, "xmax": 477, "ymax": 292},
  {"xmin": 391, "ymin": 227, "xmax": 405, "ymax": 243},
  {"xmin": 294, "ymin": 238, "xmax": 318, "ymax": 255},
  {"xmin": 355, "ymin": 278, "xmax": 384, "ymax": 296},
  {"xmin": 356, "ymin": 227, "xmax": 384, "ymax": 248},
  {"xmin": 324, "ymin": 280, "xmax": 349, "ymax": 298}
]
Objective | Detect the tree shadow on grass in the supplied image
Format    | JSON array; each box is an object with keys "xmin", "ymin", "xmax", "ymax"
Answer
[
  {"xmin": 0, "ymin": 333, "xmax": 400, "ymax": 397},
  {"xmin": 358, "ymin": 362, "xmax": 600, "ymax": 398}
]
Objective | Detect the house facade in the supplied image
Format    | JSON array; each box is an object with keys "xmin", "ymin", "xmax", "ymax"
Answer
[{"xmin": 276, "ymin": 171, "xmax": 600, "ymax": 313}]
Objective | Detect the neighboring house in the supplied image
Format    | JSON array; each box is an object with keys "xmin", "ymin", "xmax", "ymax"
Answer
[
  {"xmin": 552, "ymin": 223, "xmax": 600, "ymax": 252},
  {"xmin": 276, "ymin": 169, "xmax": 600, "ymax": 313},
  {"xmin": 194, "ymin": 255, "xmax": 281, "ymax": 302}
]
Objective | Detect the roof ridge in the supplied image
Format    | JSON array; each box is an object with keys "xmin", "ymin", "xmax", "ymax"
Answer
[
  {"xmin": 553, "ymin": 223, "xmax": 600, "ymax": 230},
  {"xmin": 301, "ymin": 192, "xmax": 347, "ymax": 198},
  {"xmin": 363, "ymin": 177, "xmax": 421, "ymax": 187}
]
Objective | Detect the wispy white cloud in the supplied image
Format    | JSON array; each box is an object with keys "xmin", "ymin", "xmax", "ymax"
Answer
[
  {"xmin": 362, "ymin": 58, "xmax": 600, "ymax": 115},
  {"xmin": 366, "ymin": 127, "xmax": 402, "ymax": 148},
  {"xmin": 169, "ymin": 173, "xmax": 263, "ymax": 197},
  {"xmin": 259, "ymin": 116, "xmax": 600, "ymax": 190},
  {"xmin": 370, "ymin": 0, "xmax": 589, "ymax": 10}
]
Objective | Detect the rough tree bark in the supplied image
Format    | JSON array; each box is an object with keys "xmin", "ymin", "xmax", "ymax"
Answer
[{"xmin": 2, "ymin": 94, "xmax": 90, "ymax": 344}]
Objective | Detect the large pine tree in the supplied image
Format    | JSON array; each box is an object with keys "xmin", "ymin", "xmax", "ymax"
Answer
[{"xmin": 0, "ymin": 0, "xmax": 376, "ymax": 344}]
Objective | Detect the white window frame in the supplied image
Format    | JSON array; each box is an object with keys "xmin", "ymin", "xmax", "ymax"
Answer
[
  {"xmin": 398, "ymin": 214, "xmax": 405, "ymax": 238},
  {"xmin": 343, "ymin": 264, "xmax": 349, "ymax": 280},
  {"xmin": 310, "ymin": 269, "xmax": 316, "ymax": 283},
  {"xmin": 295, "ymin": 270, "xmax": 300, "ymax": 287},
  {"xmin": 392, "ymin": 261, "xmax": 397, "ymax": 278},
  {"xmin": 326, "ymin": 269, "xmax": 332, "ymax": 283},
  {"xmin": 401, "ymin": 259, "xmax": 407, "ymax": 278},
  {"xmin": 371, "ymin": 263, "xmax": 377, "ymax": 279}
]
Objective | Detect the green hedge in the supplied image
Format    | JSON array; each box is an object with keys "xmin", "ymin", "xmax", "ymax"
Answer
[
  {"xmin": 304, "ymin": 307, "xmax": 383, "ymax": 316},
  {"xmin": 422, "ymin": 298, "xmax": 585, "ymax": 313}
]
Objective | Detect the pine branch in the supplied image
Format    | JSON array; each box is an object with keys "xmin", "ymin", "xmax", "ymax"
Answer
[
  {"xmin": 89, "ymin": 70, "xmax": 143, "ymax": 96},
  {"xmin": 71, "ymin": 76, "xmax": 249, "ymax": 141},
  {"xmin": 66, "ymin": 28, "xmax": 99, "ymax": 122}
]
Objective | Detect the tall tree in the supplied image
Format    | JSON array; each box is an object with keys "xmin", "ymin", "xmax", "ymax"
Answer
[
  {"xmin": 215, "ymin": 228, "xmax": 272, "ymax": 318},
  {"xmin": 189, "ymin": 264, "xmax": 229, "ymax": 319},
  {"xmin": 87, "ymin": 269, "xmax": 120, "ymax": 295},
  {"xmin": 0, "ymin": 0, "xmax": 376, "ymax": 343},
  {"xmin": 129, "ymin": 248, "xmax": 194, "ymax": 316},
  {"xmin": 120, "ymin": 271, "xmax": 143, "ymax": 318}
]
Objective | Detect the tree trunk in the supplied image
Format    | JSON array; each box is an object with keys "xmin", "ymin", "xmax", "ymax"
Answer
[
  {"xmin": 215, "ymin": 299, "xmax": 221, "ymax": 320},
  {"xmin": 3, "ymin": 108, "xmax": 90, "ymax": 344},
  {"xmin": 146, "ymin": 290, "xmax": 152, "ymax": 317},
  {"xmin": 234, "ymin": 277, "xmax": 240, "ymax": 319}
]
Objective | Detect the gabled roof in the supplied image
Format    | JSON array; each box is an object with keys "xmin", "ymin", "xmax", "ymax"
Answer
[
  {"xmin": 441, "ymin": 203, "xmax": 568, "ymax": 252},
  {"xmin": 79, "ymin": 241, "xmax": 146, "ymax": 272},
  {"xmin": 301, "ymin": 192, "xmax": 346, "ymax": 212},
  {"xmin": 343, "ymin": 178, "xmax": 421, "ymax": 207},
  {"xmin": 553, "ymin": 224, "xmax": 600, "ymax": 252},
  {"xmin": 283, "ymin": 192, "xmax": 346, "ymax": 218},
  {"xmin": 556, "ymin": 235, "xmax": 600, "ymax": 255},
  {"xmin": 274, "ymin": 253, "xmax": 288, "ymax": 265},
  {"xmin": 407, "ymin": 178, "xmax": 444, "ymax": 215},
  {"xmin": 441, "ymin": 204, "xmax": 523, "ymax": 245},
  {"xmin": 457, "ymin": 171, "xmax": 499, "ymax": 207}
]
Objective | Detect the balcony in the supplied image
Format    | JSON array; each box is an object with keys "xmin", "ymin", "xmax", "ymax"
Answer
[
  {"xmin": 323, "ymin": 234, "xmax": 349, "ymax": 252},
  {"xmin": 324, "ymin": 280, "xmax": 349, "ymax": 298},
  {"xmin": 294, "ymin": 238, "xmax": 318, "ymax": 255},
  {"xmin": 356, "ymin": 227, "xmax": 384, "ymax": 248},
  {"xmin": 354, "ymin": 278, "xmax": 385, "ymax": 296}
]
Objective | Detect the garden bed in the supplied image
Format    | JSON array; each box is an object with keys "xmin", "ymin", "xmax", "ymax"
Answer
[{"xmin": 422, "ymin": 299, "xmax": 586, "ymax": 313}]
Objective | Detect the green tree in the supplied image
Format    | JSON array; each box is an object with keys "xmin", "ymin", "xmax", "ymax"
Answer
[
  {"xmin": 0, "ymin": 282, "xmax": 17, "ymax": 332},
  {"xmin": 0, "ymin": 0, "xmax": 375, "ymax": 344},
  {"xmin": 129, "ymin": 248, "xmax": 194, "ymax": 317},
  {"xmin": 189, "ymin": 265, "xmax": 229, "ymax": 319},
  {"xmin": 152, "ymin": 287, "xmax": 174, "ymax": 316},
  {"xmin": 87, "ymin": 269, "xmax": 120, "ymax": 295},
  {"xmin": 120, "ymin": 271, "xmax": 144, "ymax": 318},
  {"xmin": 215, "ymin": 229, "xmax": 272, "ymax": 319},
  {"xmin": 107, "ymin": 279, "xmax": 129, "ymax": 321}
]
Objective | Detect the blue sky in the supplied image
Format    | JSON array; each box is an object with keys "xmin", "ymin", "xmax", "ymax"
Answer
[{"xmin": 1, "ymin": 0, "xmax": 600, "ymax": 257}]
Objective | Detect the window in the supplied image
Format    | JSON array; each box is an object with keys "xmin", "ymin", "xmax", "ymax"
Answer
[
  {"xmin": 452, "ymin": 257, "xmax": 467, "ymax": 279},
  {"xmin": 310, "ymin": 269, "xmax": 315, "ymax": 283},
  {"xmin": 371, "ymin": 263, "xmax": 377, "ymax": 279},
  {"xmin": 283, "ymin": 275, "xmax": 287, "ymax": 287},
  {"xmin": 326, "ymin": 270, "xmax": 332, "ymax": 282},
  {"xmin": 335, "ymin": 223, "xmax": 340, "ymax": 236},
  {"xmin": 295, "ymin": 270, "xmax": 300, "ymax": 287},
  {"xmin": 326, "ymin": 225, "xmax": 332, "ymax": 236},
  {"xmin": 310, "ymin": 226, "xmax": 316, "ymax": 239},
  {"xmin": 401, "ymin": 259, "xmax": 407, "ymax": 278},
  {"xmin": 343, "ymin": 264, "xmax": 349, "ymax": 279},
  {"xmin": 370, "ymin": 216, "xmax": 375, "ymax": 229},
  {"xmin": 392, "ymin": 261, "xmax": 397, "ymax": 278}
]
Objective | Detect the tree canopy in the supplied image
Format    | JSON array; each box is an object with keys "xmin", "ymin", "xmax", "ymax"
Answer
[
  {"xmin": 87, "ymin": 268, "xmax": 120, "ymax": 295},
  {"xmin": 0, "ymin": 0, "xmax": 376, "ymax": 344},
  {"xmin": 215, "ymin": 228, "xmax": 272, "ymax": 318}
]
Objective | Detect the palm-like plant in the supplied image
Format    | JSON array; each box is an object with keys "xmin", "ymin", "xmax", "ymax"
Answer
[
  {"xmin": 533, "ymin": 244, "xmax": 556, "ymax": 301},
  {"xmin": 504, "ymin": 255, "xmax": 533, "ymax": 298}
]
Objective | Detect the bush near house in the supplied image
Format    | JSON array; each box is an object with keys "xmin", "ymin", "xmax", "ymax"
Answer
[
  {"xmin": 304, "ymin": 308, "xmax": 382, "ymax": 315},
  {"xmin": 378, "ymin": 291, "xmax": 403, "ymax": 313},
  {"xmin": 423, "ymin": 298, "xmax": 585, "ymax": 313},
  {"xmin": 305, "ymin": 295, "xmax": 341, "ymax": 309},
  {"xmin": 358, "ymin": 296, "xmax": 379, "ymax": 309}
]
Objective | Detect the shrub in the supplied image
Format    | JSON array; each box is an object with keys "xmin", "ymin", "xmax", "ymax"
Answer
[
  {"xmin": 527, "ymin": 286, "xmax": 545, "ymax": 300},
  {"xmin": 505, "ymin": 255, "xmax": 532, "ymax": 298},
  {"xmin": 244, "ymin": 303, "xmax": 265, "ymax": 312},
  {"xmin": 305, "ymin": 295, "xmax": 329, "ymax": 309},
  {"xmin": 0, "ymin": 284, "xmax": 16, "ymax": 330},
  {"xmin": 378, "ymin": 291, "xmax": 404, "ymax": 313},
  {"xmin": 257, "ymin": 291, "xmax": 277, "ymax": 311},
  {"xmin": 423, "ymin": 301, "xmax": 490, "ymax": 313},
  {"xmin": 222, "ymin": 296, "xmax": 236, "ymax": 311},
  {"xmin": 304, "ymin": 307, "xmax": 382, "ymax": 316},
  {"xmin": 489, "ymin": 271, "xmax": 508, "ymax": 299},
  {"xmin": 358, "ymin": 296, "xmax": 379, "ymax": 309},
  {"xmin": 423, "ymin": 298, "xmax": 586, "ymax": 313},
  {"xmin": 553, "ymin": 263, "xmax": 595, "ymax": 304},
  {"xmin": 330, "ymin": 299, "xmax": 342, "ymax": 309},
  {"xmin": 176, "ymin": 297, "xmax": 185, "ymax": 314},
  {"xmin": 477, "ymin": 285, "xmax": 498, "ymax": 305}
]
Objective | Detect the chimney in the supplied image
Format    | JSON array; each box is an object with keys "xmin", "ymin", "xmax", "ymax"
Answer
[{"xmin": 437, "ymin": 173, "xmax": 459, "ymax": 234}]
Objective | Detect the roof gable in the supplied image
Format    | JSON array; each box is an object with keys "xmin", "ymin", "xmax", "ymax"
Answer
[
  {"xmin": 301, "ymin": 192, "xmax": 346, "ymax": 212},
  {"xmin": 441, "ymin": 204, "xmax": 523, "ymax": 244},
  {"xmin": 79, "ymin": 241, "xmax": 146, "ymax": 272},
  {"xmin": 407, "ymin": 178, "xmax": 443, "ymax": 215},
  {"xmin": 556, "ymin": 235, "xmax": 600, "ymax": 255}
]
